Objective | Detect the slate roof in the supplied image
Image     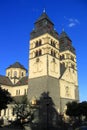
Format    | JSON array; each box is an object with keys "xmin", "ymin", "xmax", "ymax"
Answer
[
  {"xmin": 6, "ymin": 62, "xmax": 27, "ymax": 72},
  {"xmin": 59, "ymin": 31, "xmax": 75, "ymax": 54},
  {"xmin": 0, "ymin": 75, "xmax": 28, "ymax": 86},
  {"xmin": 35, "ymin": 12, "xmax": 54, "ymax": 25},
  {"xmin": 59, "ymin": 31, "xmax": 71, "ymax": 41},
  {"xmin": 15, "ymin": 76, "xmax": 28, "ymax": 86},
  {"xmin": 0, "ymin": 75, "xmax": 13, "ymax": 86}
]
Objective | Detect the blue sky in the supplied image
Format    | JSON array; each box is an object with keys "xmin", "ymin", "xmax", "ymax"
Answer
[{"xmin": 0, "ymin": 0, "xmax": 87, "ymax": 101}]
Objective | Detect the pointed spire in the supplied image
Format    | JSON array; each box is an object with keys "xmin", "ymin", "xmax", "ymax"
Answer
[{"xmin": 35, "ymin": 9, "xmax": 54, "ymax": 25}]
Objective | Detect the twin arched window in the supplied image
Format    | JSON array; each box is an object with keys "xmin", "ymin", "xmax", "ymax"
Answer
[
  {"xmin": 35, "ymin": 40, "xmax": 42, "ymax": 47},
  {"xmin": 51, "ymin": 40, "xmax": 56, "ymax": 47},
  {"xmin": 51, "ymin": 49, "xmax": 56, "ymax": 57},
  {"xmin": 60, "ymin": 55, "xmax": 64, "ymax": 60},
  {"xmin": 35, "ymin": 49, "xmax": 42, "ymax": 57}
]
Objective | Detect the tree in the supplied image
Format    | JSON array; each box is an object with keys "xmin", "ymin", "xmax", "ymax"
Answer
[
  {"xmin": 29, "ymin": 92, "xmax": 68, "ymax": 130},
  {"xmin": 66, "ymin": 101, "xmax": 79, "ymax": 118},
  {"xmin": 13, "ymin": 95, "xmax": 33, "ymax": 123},
  {"xmin": 0, "ymin": 86, "xmax": 13, "ymax": 110},
  {"xmin": 80, "ymin": 101, "xmax": 87, "ymax": 120},
  {"xmin": 66, "ymin": 101, "xmax": 87, "ymax": 122}
]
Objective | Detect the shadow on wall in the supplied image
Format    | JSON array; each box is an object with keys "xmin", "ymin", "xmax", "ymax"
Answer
[{"xmin": 24, "ymin": 92, "xmax": 68, "ymax": 130}]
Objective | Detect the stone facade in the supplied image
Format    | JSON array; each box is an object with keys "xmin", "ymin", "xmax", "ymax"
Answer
[
  {"xmin": 28, "ymin": 76, "xmax": 60, "ymax": 112},
  {"xmin": 28, "ymin": 11, "xmax": 79, "ymax": 114},
  {"xmin": 0, "ymin": 62, "xmax": 28, "ymax": 121},
  {"xmin": 0, "ymin": 11, "xmax": 79, "ymax": 122}
]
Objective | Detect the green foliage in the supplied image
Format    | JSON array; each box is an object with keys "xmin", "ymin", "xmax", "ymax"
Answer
[
  {"xmin": 66, "ymin": 101, "xmax": 79, "ymax": 117},
  {"xmin": 66, "ymin": 101, "xmax": 87, "ymax": 121},
  {"xmin": 13, "ymin": 95, "xmax": 33, "ymax": 123},
  {"xmin": 80, "ymin": 101, "xmax": 87, "ymax": 118},
  {"xmin": 0, "ymin": 87, "xmax": 13, "ymax": 110}
]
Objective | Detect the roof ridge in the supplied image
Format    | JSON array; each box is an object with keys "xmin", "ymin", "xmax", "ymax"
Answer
[{"xmin": 6, "ymin": 62, "xmax": 27, "ymax": 71}]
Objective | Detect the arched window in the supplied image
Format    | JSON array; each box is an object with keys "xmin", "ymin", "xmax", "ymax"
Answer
[
  {"xmin": 51, "ymin": 40, "xmax": 53, "ymax": 45},
  {"xmin": 71, "ymin": 64, "xmax": 75, "ymax": 69},
  {"xmin": 35, "ymin": 41, "xmax": 38, "ymax": 47},
  {"xmin": 35, "ymin": 50, "xmax": 42, "ymax": 57},
  {"xmin": 71, "ymin": 56, "xmax": 74, "ymax": 61},
  {"xmin": 22, "ymin": 72, "xmax": 24, "ymax": 77},
  {"xmin": 51, "ymin": 49, "xmax": 54, "ymax": 56},
  {"xmin": 35, "ymin": 40, "xmax": 42, "ymax": 47},
  {"xmin": 4, "ymin": 109, "xmax": 6, "ymax": 116},
  {"xmin": 35, "ymin": 50, "xmax": 38, "ymax": 57},
  {"xmin": 51, "ymin": 40, "xmax": 56, "ymax": 47},
  {"xmin": 53, "ymin": 42, "xmax": 55, "ymax": 47},
  {"xmin": 39, "ymin": 49, "xmax": 42, "ymax": 56},
  {"xmin": 14, "ymin": 71, "xmax": 17, "ymax": 77},
  {"xmin": 61, "ymin": 54, "xmax": 64, "ymax": 60},
  {"xmin": 39, "ymin": 40, "xmax": 42, "ymax": 46},
  {"xmin": 24, "ymin": 89, "xmax": 27, "ymax": 95},
  {"xmin": 19, "ymin": 90, "xmax": 20, "ymax": 95},
  {"xmin": 54, "ymin": 51, "xmax": 56, "ymax": 57}
]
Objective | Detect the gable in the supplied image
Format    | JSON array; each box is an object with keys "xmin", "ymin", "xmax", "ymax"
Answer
[{"xmin": 60, "ymin": 68, "xmax": 78, "ymax": 85}]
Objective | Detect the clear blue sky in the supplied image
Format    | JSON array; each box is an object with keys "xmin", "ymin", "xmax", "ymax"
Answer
[{"xmin": 0, "ymin": 0, "xmax": 87, "ymax": 101}]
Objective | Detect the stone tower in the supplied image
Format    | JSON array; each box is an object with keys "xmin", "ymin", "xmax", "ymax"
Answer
[
  {"xmin": 28, "ymin": 11, "xmax": 60, "ymax": 112},
  {"xmin": 59, "ymin": 31, "xmax": 79, "ymax": 113},
  {"xmin": 28, "ymin": 11, "xmax": 79, "ymax": 114}
]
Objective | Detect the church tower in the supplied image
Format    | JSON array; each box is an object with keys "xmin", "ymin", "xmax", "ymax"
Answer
[
  {"xmin": 28, "ymin": 11, "xmax": 79, "ymax": 115},
  {"xmin": 59, "ymin": 31, "xmax": 79, "ymax": 113},
  {"xmin": 28, "ymin": 11, "xmax": 60, "ymax": 111}
]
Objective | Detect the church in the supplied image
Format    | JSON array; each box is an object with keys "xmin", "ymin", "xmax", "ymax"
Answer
[{"xmin": 0, "ymin": 11, "xmax": 79, "ymax": 121}]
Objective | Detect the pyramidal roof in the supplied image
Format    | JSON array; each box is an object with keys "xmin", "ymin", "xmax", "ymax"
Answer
[
  {"xmin": 6, "ymin": 62, "xmax": 27, "ymax": 71},
  {"xmin": 35, "ymin": 11, "xmax": 54, "ymax": 25},
  {"xmin": 59, "ymin": 30, "xmax": 71, "ymax": 41}
]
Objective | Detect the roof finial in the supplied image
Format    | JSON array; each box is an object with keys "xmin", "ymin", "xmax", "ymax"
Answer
[
  {"xmin": 62, "ymin": 28, "xmax": 65, "ymax": 32},
  {"xmin": 43, "ymin": 8, "xmax": 46, "ymax": 13}
]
